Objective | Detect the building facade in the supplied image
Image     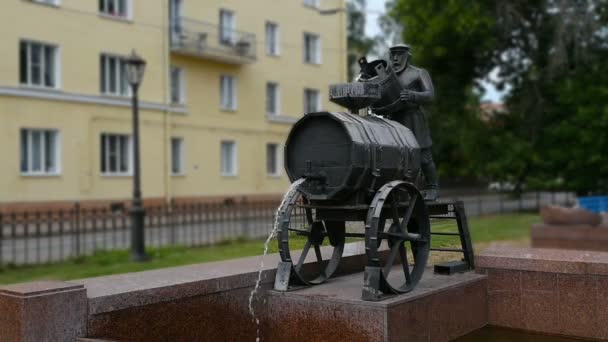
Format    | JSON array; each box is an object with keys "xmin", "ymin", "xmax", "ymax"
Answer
[{"xmin": 0, "ymin": 0, "xmax": 347, "ymax": 209}]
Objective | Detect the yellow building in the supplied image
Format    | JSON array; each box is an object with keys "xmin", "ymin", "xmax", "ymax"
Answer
[{"xmin": 0, "ymin": 0, "xmax": 347, "ymax": 209}]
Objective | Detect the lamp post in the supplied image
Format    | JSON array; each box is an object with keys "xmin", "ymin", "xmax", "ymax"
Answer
[{"xmin": 125, "ymin": 50, "xmax": 148, "ymax": 262}]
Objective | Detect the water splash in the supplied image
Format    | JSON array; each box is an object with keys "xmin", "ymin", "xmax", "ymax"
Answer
[{"xmin": 248, "ymin": 178, "xmax": 305, "ymax": 342}]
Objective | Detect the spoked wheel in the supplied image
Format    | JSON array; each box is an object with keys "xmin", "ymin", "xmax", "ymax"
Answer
[
  {"xmin": 365, "ymin": 181, "xmax": 430, "ymax": 294},
  {"xmin": 277, "ymin": 188, "xmax": 345, "ymax": 286}
]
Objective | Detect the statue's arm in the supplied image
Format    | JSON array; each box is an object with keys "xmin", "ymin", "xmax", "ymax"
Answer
[{"xmin": 411, "ymin": 69, "xmax": 435, "ymax": 105}]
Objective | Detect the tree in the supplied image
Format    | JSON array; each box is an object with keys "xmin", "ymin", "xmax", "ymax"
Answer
[
  {"xmin": 387, "ymin": 0, "xmax": 608, "ymax": 194},
  {"xmin": 386, "ymin": 0, "xmax": 498, "ymax": 178},
  {"xmin": 347, "ymin": 0, "xmax": 376, "ymax": 80}
]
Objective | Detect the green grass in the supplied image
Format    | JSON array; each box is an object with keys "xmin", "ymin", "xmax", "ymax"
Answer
[
  {"xmin": 431, "ymin": 212, "xmax": 539, "ymax": 247},
  {"xmin": 0, "ymin": 213, "xmax": 539, "ymax": 285}
]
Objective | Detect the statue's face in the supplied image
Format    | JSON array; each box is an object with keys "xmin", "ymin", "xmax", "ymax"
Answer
[{"xmin": 390, "ymin": 50, "xmax": 409, "ymax": 73}]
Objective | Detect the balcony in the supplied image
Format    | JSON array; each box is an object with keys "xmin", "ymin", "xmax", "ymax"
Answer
[{"xmin": 170, "ymin": 17, "xmax": 257, "ymax": 64}]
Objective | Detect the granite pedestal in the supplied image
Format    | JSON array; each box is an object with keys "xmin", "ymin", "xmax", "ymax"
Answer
[
  {"xmin": 265, "ymin": 268, "xmax": 487, "ymax": 342},
  {"xmin": 477, "ymin": 244, "xmax": 608, "ymax": 340},
  {"xmin": 531, "ymin": 223, "xmax": 608, "ymax": 251}
]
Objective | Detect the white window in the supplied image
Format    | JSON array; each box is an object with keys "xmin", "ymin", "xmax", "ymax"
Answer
[
  {"xmin": 100, "ymin": 134, "xmax": 132, "ymax": 175},
  {"xmin": 266, "ymin": 82, "xmax": 280, "ymax": 115},
  {"xmin": 170, "ymin": 0, "xmax": 184, "ymax": 43},
  {"xmin": 304, "ymin": 33, "xmax": 321, "ymax": 64},
  {"xmin": 303, "ymin": 0, "xmax": 320, "ymax": 8},
  {"xmin": 100, "ymin": 54, "xmax": 129, "ymax": 97},
  {"xmin": 170, "ymin": 66, "xmax": 185, "ymax": 104},
  {"xmin": 266, "ymin": 143, "xmax": 281, "ymax": 176},
  {"xmin": 20, "ymin": 40, "xmax": 58, "ymax": 89},
  {"xmin": 99, "ymin": 0, "xmax": 130, "ymax": 18},
  {"xmin": 220, "ymin": 141, "xmax": 237, "ymax": 176},
  {"xmin": 265, "ymin": 22, "xmax": 280, "ymax": 56},
  {"xmin": 20, "ymin": 129, "xmax": 60, "ymax": 175},
  {"xmin": 220, "ymin": 75, "xmax": 237, "ymax": 110},
  {"xmin": 219, "ymin": 9, "xmax": 236, "ymax": 45},
  {"xmin": 171, "ymin": 137, "xmax": 184, "ymax": 175},
  {"xmin": 33, "ymin": 0, "xmax": 60, "ymax": 5},
  {"xmin": 304, "ymin": 88, "xmax": 321, "ymax": 113}
]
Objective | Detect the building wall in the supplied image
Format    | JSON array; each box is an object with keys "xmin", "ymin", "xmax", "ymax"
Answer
[{"xmin": 0, "ymin": 0, "xmax": 347, "ymax": 207}]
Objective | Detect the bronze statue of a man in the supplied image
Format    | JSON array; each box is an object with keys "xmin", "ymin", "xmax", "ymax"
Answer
[{"xmin": 388, "ymin": 44, "xmax": 439, "ymax": 201}]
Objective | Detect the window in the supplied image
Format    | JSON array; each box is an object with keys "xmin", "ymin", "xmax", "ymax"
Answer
[
  {"xmin": 20, "ymin": 40, "xmax": 58, "ymax": 88},
  {"xmin": 100, "ymin": 54, "xmax": 129, "ymax": 97},
  {"xmin": 265, "ymin": 22, "xmax": 280, "ymax": 56},
  {"xmin": 33, "ymin": 0, "xmax": 60, "ymax": 5},
  {"xmin": 266, "ymin": 82, "xmax": 280, "ymax": 115},
  {"xmin": 99, "ymin": 0, "xmax": 130, "ymax": 18},
  {"xmin": 304, "ymin": 33, "xmax": 321, "ymax": 64},
  {"xmin": 100, "ymin": 134, "xmax": 131, "ymax": 175},
  {"xmin": 304, "ymin": 88, "xmax": 321, "ymax": 113},
  {"xmin": 220, "ymin": 141, "xmax": 237, "ymax": 176},
  {"xmin": 219, "ymin": 9, "xmax": 236, "ymax": 45},
  {"xmin": 303, "ymin": 0, "xmax": 320, "ymax": 8},
  {"xmin": 220, "ymin": 75, "xmax": 237, "ymax": 110},
  {"xmin": 20, "ymin": 129, "xmax": 60, "ymax": 175},
  {"xmin": 170, "ymin": 66, "xmax": 185, "ymax": 104},
  {"xmin": 266, "ymin": 143, "xmax": 281, "ymax": 176},
  {"xmin": 171, "ymin": 137, "xmax": 184, "ymax": 175}
]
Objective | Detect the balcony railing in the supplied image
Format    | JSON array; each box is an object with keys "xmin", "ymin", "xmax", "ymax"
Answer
[{"xmin": 170, "ymin": 17, "xmax": 257, "ymax": 64}]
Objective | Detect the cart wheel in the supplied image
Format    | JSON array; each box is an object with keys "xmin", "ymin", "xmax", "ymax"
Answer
[
  {"xmin": 277, "ymin": 188, "xmax": 345, "ymax": 286},
  {"xmin": 365, "ymin": 181, "xmax": 430, "ymax": 294}
]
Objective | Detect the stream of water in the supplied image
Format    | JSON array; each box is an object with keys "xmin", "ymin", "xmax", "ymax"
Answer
[{"xmin": 247, "ymin": 178, "xmax": 305, "ymax": 342}]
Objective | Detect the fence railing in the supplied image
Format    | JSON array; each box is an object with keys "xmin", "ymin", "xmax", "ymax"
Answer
[{"xmin": 0, "ymin": 191, "xmax": 572, "ymax": 266}]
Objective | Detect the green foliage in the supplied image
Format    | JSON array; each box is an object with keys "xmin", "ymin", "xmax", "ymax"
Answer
[
  {"xmin": 387, "ymin": 0, "xmax": 608, "ymax": 193},
  {"xmin": 347, "ymin": 0, "xmax": 376, "ymax": 79},
  {"xmin": 388, "ymin": 0, "xmax": 498, "ymax": 178}
]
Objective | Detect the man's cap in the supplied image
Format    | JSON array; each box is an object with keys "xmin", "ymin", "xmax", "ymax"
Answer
[{"xmin": 389, "ymin": 43, "xmax": 412, "ymax": 53}]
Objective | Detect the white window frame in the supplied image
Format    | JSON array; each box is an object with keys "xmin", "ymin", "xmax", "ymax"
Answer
[
  {"xmin": 32, "ymin": 0, "xmax": 60, "ymax": 6},
  {"xmin": 304, "ymin": 88, "xmax": 321, "ymax": 113},
  {"xmin": 304, "ymin": 33, "xmax": 322, "ymax": 64},
  {"xmin": 99, "ymin": 0, "xmax": 132, "ymax": 19},
  {"xmin": 170, "ymin": 137, "xmax": 185, "ymax": 176},
  {"xmin": 100, "ymin": 54, "xmax": 131, "ymax": 97},
  {"xmin": 170, "ymin": 66, "xmax": 186, "ymax": 105},
  {"xmin": 100, "ymin": 133, "xmax": 133, "ymax": 176},
  {"xmin": 20, "ymin": 128, "xmax": 61, "ymax": 176},
  {"xmin": 220, "ymin": 140, "xmax": 238, "ymax": 177},
  {"xmin": 19, "ymin": 40, "xmax": 60, "ymax": 89},
  {"xmin": 266, "ymin": 143, "xmax": 282, "ymax": 177},
  {"xmin": 303, "ymin": 0, "xmax": 320, "ymax": 8},
  {"xmin": 266, "ymin": 82, "xmax": 280, "ymax": 115},
  {"xmin": 265, "ymin": 21, "xmax": 280, "ymax": 56},
  {"xmin": 220, "ymin": 75, "xmax": 237, "ymax": 111},
  {"xmin": 219, "ymin": 9, "xmax": 236, "ymax": 45}
]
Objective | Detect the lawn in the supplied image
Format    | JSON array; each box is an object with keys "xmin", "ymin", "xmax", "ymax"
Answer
[{"xmin": 0, "ymin": 213, "xmax": 539, "ymax": 285}]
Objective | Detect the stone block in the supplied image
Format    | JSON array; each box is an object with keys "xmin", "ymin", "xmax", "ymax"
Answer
[
  {"xmin": 478, "ymin": 245, "xmax": 608, "ymax": 341},
  {"xmin": 267, "ymin": 269, "xmax": 487, "ymax": 342},
  {"xmin": 540, "ymin": 205, "xmax": 601, "ymax": 226},
  {"xmin": 531, "ymin": 223, "xmax": 608, "ymax": 252},
  {"xmin": 0, "ymin": 281, "xmax": 87, "ymax": 342},
  {"xmin": 557, "ymin": 274, "xmax": 597, "ymax": 338},
  {"xmin": 520, "ymin": 289, "xmax": 559, "ymax": 333}
]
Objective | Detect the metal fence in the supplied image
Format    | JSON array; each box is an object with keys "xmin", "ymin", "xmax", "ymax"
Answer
[{"xmin": 0, "ymin": 191, "xmax": 572, "ymax": 266}]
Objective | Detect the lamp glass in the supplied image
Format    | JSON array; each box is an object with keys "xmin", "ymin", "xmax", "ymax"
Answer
[{"xmin": 126, "ymin": 51, "xmax": 147, "ymax": 87}]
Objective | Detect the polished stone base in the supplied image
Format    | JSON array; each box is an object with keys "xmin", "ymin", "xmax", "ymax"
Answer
[
  {"xmin": 532, "ymin": 223, "xmax": 608, "ymax": 251},
  {"xmin": 477, "ymin": 244, "xmax": 608, "ymax": 340},
  {"xmin": 265, "ymin": 268, "xmax": 487, "ymax": 342}
]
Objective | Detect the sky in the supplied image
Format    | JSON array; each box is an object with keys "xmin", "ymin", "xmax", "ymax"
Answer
[{"xmin": 363, "ymin": 0, "xmax": 505, "ymax": 102}]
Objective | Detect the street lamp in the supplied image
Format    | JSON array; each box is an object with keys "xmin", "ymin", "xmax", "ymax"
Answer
[{"xmin": 125, "ymin": 50, "xmax": 148, "ymax": 262}]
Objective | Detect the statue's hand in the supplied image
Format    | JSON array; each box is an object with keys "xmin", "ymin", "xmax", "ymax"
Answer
[{"xmin": 400, "ymin": 90, "xmax": 415, "ymax": 103}]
